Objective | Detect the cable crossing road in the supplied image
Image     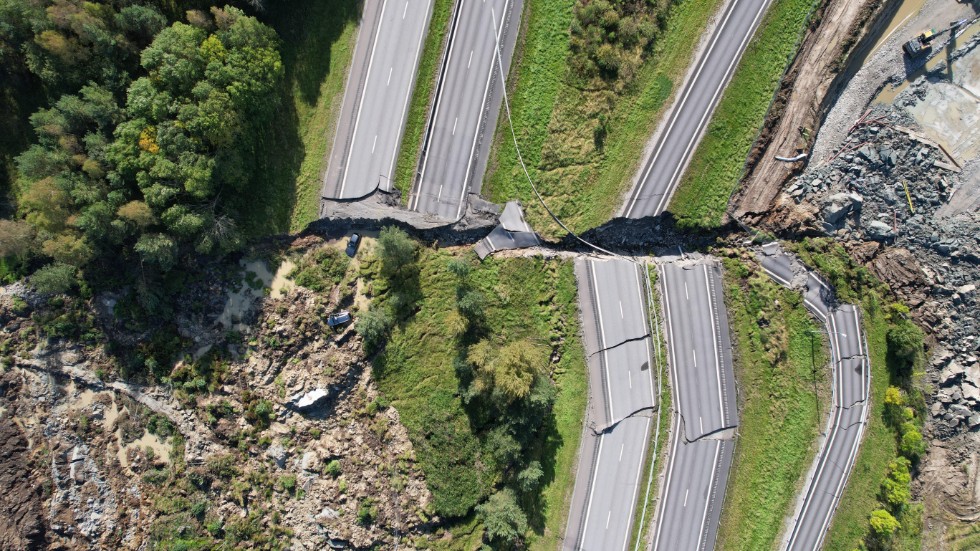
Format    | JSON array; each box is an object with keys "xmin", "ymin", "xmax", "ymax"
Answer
[
  {"xmin": 760, "ymin": 243, "xmax": 871, "ymax": 551},
  {"xmin": 653, "ymin": 259, "xmax": 737, "ymax": 551},
  {"xmin": 409, "ymin": 0, "xmax": 522, "ymax": 220},
  {"xmin": 564, "ymin": 258, "xmax": 657, "ymax": 551},
  {"xmin": 321, "ymin": 0, "xmax": 434, "ymax": 201},
  {"xmin": 621, "ymin": 0, "xmax": 774, "ymax": 219}
]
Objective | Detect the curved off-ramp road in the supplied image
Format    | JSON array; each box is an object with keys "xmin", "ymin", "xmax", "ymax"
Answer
[
  {"xmin": 652, "ymin": 259, "xmax": 738, "ymax": 551},
  {"xmin": 622, "ymin": 0, "xmax": 774, "ymax": 218},
  {"xmin": 759, "ymin": 243, "xmax": 871, "ymax": 551},
  {"xmin": 322, "ymin": 0, "xmax": 434, "ymax": 201},
  {"xmin": 564, "ymin": 258, "xmax": 657, "ymax": 551}
]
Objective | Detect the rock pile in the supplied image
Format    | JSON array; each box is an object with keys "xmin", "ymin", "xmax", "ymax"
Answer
[{"xmin": 784, "ymin": 94, "xmax": 979, "ymax": 438}]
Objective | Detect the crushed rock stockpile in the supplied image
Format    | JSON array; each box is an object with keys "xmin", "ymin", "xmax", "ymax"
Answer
[{"xmin": 767, "ymin": 66, "xmax": 979, "ymax": 439}]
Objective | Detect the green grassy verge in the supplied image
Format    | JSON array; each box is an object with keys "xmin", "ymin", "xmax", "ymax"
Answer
[
  {"xmin": 482, "ymin": 0, "xmax": 725, "ymax": 236},
  {"xmin": 370, "ymin": 250, "xmax": 587, "ymax": 543},
  {"xmin": 789, "ymin": 239, "xmax": 924, "ymax": 551},
  {"xmin": 627, "ymin": 264, "xmax": 671, "ymax": 551},
  {"xmin": 667, "ymin": 0, "xmax": 816, "ymax": 230},
  {"xmin": 391, "ymin": 0, "xmax": 454, "ymax": 199},
  {"xmin": 717, "ymin": 254, "xmax": 828, "ymax": 551},
  {"xmin": 244, "ymin": 0, "xmax": 360, "ymax": 235}
]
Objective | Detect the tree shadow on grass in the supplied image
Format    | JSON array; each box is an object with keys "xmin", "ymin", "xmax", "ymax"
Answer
[{"xmin": 236, "ymin": 0, "xmax": 363, "ymax": 237}]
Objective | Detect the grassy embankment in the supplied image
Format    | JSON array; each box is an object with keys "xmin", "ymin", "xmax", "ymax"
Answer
[
  {"xmin": 391, "ymin": 0, "xmax": 455, "ymax": 200},
  {"xmin": 627, "ymin": 264, "xmax": 671, "ymax": 551},
  {"xmin": 367, "ymin": 250, "xmax": 587, "ymax": 547},
  {"xmin": 482, "ymin": 0, "xmax": 726, "ymax": 236},
  {"xmin": 243, "ymin": 0, "xmax": 361, "ymax": 235},
  {"xmin": 716, "ymin": 252, "xmax": 829, "ymax": 551},
  {"xmin": 789, "ymin": 238, "xmax": 925, "ymax": 551},
  {"xmin": 667, "ymin": 0, "xmax": 816, "ymax": 230}
]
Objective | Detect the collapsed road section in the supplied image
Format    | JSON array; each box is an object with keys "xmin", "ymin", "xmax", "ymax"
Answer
[
  {"xmin": 564, "ymin": 258, "xmax": 657, "ymax": 551},
  {"xmin": 653, "ymin": 258, "xmax": 738, "ymax": 551},
  {"xmin": 759, "ymin": 243, "xmax": 871, "ymax": 551}
]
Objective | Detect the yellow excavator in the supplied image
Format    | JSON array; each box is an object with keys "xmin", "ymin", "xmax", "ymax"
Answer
[{"xmin": 902, "ymin": 19, "xmax": 968, "ymax": 58}]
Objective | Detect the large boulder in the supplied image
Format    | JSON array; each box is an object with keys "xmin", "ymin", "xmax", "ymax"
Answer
[
  {"xmin": 287, "ymin": 388, "xmax": 330, "ymax": 412},
  {"xmin": 822, "ymin": 192, "xmax": 863, "ymax": 226}
]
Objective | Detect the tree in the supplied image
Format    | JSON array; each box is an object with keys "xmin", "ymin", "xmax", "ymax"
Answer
[
  {"xmin": 868, "ymin": 509, "xmax": 900, "ymax": 543},
  {"xmin": 354, "ymin": 307, "xmax": 393, "ymax": 352},
  {"xmin": 887, "ymin": 318, "xmax": 923, "ymax": 376},
  {"xmin": 476, "ymin": 489, "xmax": 528, "ymax": 548},
  {"xmin": 0, "ymin": 219, "xmax": 34, "ymax": 257},
  {"xmin": 468, "ymin": 339, "xmax": 547, "ymax": 404},
  {"xmin": 29, "ymin": 262, "xmax": 77, "ymax": 294},
  {"xmin": 517, "ymin": 461, "xmax": 544, "ymax": 494},
  {"xmin": 377, "ymin": 226, "xmax": 417, "ymax": 277},
  {"xmin": 898, "ymin": 422, "xmax": 926, "ymax": 461},
  {"xmin": 880, "ymin": 457, "xmax": 911, "ymax": 510}
]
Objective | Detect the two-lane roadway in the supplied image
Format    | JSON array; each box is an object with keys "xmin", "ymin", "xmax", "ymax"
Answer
[
  {"xmin": 622, "ymin": 0, "xmax": 774, "ymax": 218},
  {"xmin": 653, "ymin": 259, "xmax": 738, "ymax": 551},
  {"xmin": 322, "ymin": 0, "xmax": 434, "ymax": 200},
  {"xmin": 564, "ymin": 258, "xmax": 657, "ymax": 551},
  {"xmin": 409, "ymin": 0, "xmax": 521, "ymax": 220}
]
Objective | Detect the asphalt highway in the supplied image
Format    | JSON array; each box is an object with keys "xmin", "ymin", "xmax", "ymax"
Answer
[
  {"xmin": 760, "ymin": 244, "xmax": 870, "ymax": 551},
  {"xmin": 321, "ymin": 0, "xmax": 433, "ymax": 200},
  {"xmin": 653, "ymin": 260, "xmax": 737, "ymax": 551},
  {"xmin": 564, "ymin": 258, "xmax": 656, "ymax": 551},
  {"xmin": 622, "ymin": 0, "xmax": 774, "ymax": 218},
  {"xmin": 409, "ymin": 0, "xmax": 521, "ymax": 220}
]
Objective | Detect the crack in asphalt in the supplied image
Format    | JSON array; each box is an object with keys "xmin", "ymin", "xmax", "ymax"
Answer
[
  {"xmin": 588, "ymin": 405, "xmax": 659, "ymax": 436},
  {"xmin": 677, "ymin": 411, "xmax": 739, "ymax": 444},
  {"xmin": 586, "ymin": 333, "xmax": 653, "ymax": 359}
]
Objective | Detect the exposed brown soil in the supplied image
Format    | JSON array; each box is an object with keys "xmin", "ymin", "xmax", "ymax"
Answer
[{"xmin": 731, "ymin": 0, "xmax": 881, "ymax": 224}]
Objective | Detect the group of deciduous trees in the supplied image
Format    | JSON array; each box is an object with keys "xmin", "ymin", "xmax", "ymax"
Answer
[{"xmin": 1, "ymin": 1, "xmax": 283, "ymax": 303}]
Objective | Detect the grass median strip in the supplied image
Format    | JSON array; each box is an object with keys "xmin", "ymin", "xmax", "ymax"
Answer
[
  {"xmin": 717, "ymin": 253, "xmax": 828, "ymax": 551},
  {"xmin": 392, "ymin": 0, "xmax": 455, "ymax": 200},
  {"xmin": 667, "ymin": 0, "xmax": 816, "ymax": 230},
  {"xmin": 483, "ymin": 0, "xmax": 726, "ymax": 236}
]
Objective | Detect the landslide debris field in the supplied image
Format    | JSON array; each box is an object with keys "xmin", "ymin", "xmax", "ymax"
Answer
[{"xmin": 1, "ymin": 0, "xmax": 980, "ymax": 549}]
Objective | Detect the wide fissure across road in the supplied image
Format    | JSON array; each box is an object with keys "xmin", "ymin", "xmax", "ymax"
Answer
[
  {"xmin": 322, "ymin": 0, "xmax": 434, "ymax": 200},
  {"xmin": 622, "ymin": 0, "xmax": 774, "ymax": 219},
  {"xmin": 409, "ymin": 0, "xmax": 522, "ymax": 220},
  {"xmin": 564, "ymin": 258, "xmax": 657, "ymax": 551}
]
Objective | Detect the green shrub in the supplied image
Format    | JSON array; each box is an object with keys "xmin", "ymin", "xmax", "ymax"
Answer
[
  {"xmin": 357, "ymin": 498, "xmax": 377, "ymax": 525},
  {"xmin": 29, "ymin": 263, "xmax": 77, "ymax": 295},
  {"xmin": 324, "ymin": 459, "xmax": 342, "ymax": 478},
  {"xmin": 292, "ymin": 247, "xmax": 350, "ymax": 292},
  {"xmin": 476, "ymin": 489, "xmax": 528, "ymax": 547},
  {"xmin": 354, "ymin": 307, "xmax": 393, "ymax": 352},
  {"xmin": 880, "ymin": 457, "xmax": 911, "ymax": 510}
]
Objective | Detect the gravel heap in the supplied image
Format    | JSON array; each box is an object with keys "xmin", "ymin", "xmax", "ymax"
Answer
[{"xmin": 787, "ymin": 91, "xmax": 979, "ymax": 438}]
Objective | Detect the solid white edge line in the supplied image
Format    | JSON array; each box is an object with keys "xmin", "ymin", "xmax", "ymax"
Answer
[
  {"xmin": 651, "ymin": 0, "xmax": 770, "ymax": 215},
  {"xmin": 590, "ymin": 259, "xmax": 616, "ymax": 422},
  {"xmin": 703, "ymin": 264, "xmax": 725, "ymax": 427},
  {"xmin": 339, "ymin": 0, "xmax": 391, "ymax": 198},
  {"xmin": 621, "ymin": 416, "xmax": 653, "ymax": 551},
  {"xmin": 695, "ymin": 440, "xmax": 723, "ymax": 550},
  {"xmin": 411, "ymin": 0, "xmax": 467, "ymax": 211},
  {"xmin": 455, "ymin": 1, "xmax": 510, "ymax": 220}
]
